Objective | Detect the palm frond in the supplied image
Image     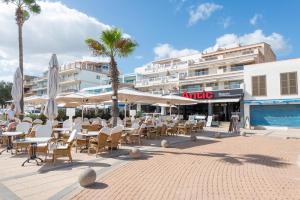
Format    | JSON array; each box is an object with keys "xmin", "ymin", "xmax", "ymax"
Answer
[
  {"xmin": 28, "ymin": 3, "xmax": 41, "ymax": 14},
  {"xmin": 101, "ymin": 28, "xmax": 122, "ymax": 50},
  {"xmin": 116, "ymin": 38, "xmax": 138, "ymax": 57},
  {"xmin": 22, "ymin": 9, "xmax": 30, "ymax": 21},
  {"xmin": 85, "ymin": 38, "xmax": 108, "ymax": 56}
]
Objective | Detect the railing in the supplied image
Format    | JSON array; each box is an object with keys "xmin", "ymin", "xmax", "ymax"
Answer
[
  {"xmin": 136, "ymin": 76, "xmax": 179, "ymax": 87},
  {"xmin": 181, "ymin": 84, "xmax": 243, "ymax": 92},
  {"xmin": 230, "ymin": 65, "xmax": 244, "ymax": 72},
  {"xmin": 142, "ymin": 61, "xmax": 188, "ymax": 73},
  {"xmin": 189, "ymin": 71, "xmax": 209, "ymax": 77}
]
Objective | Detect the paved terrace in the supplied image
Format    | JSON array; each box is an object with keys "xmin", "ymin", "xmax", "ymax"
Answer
[{"xmin": 0, "ymin": 129, "xmax": 299, "ymax": 200}]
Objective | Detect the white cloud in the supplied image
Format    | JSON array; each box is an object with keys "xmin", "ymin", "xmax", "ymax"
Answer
[
  {"xmin": 205, "ymin": 29, "xmax": 290, "ymax": 54},
  {"xmin": 188, "ymin": 2, "xmax": 223, "ymax": 26},
  {"xmin": 220, "ymin": 16, "xmax": 231, "ymax": 28},
  {"xmin": 154, "ymin": 43, "xmax": 199, "ymax": 59},
  {"xmin": 250, "ymin": 14, "xmax": 262, "ymax": 26},
  {"xmin": 0, "ymin": 1, "xmax": 113, "ymax": 82}
]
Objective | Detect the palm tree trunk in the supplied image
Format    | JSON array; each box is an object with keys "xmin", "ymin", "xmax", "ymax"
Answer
[
  {"xmin": 16, "ymin": 7, "xmax": 24, "ymax": 116},
  {"xmin": 18, "ymin": 23, "xmax": 24, "ymax": 115},
  {"xmin": 110, "ymin": 56, "xmax": 119, "ymax": 127}
]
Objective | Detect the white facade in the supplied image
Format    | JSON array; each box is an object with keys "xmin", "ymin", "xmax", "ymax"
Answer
[
  {"xmin": 26, "ymin": 61, "xmax": 110, "ymax": 96},
  {"xmin": 244, "ymin": 58, "xmax": 300, "ymax": 128},
  {"xmin": 135, "ymin": 43, "xmax": 275, "ymax": 96}
]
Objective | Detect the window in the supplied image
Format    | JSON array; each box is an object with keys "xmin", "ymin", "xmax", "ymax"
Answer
[
  {"xmin": 281, "ymin": 72, "xmax": 298, "ymax": 95},
  {"xmin": 194, "ymin": 68, "xmax": 208, "ymax": 76},
  {"xmin": 218, "ymin": 66, "xmax": 227, "ymax": 73},
  {"xmin": 252, "ymin": 75, "xmax": 266, "ymax": 96},
  {"xmin": 96, "ymin": 75, "xmax": 101, "ymax": 80},
  {"xmin": 230, "ymin": 65, "xmax": 244, "ymax": 71},
  {"xmin": 225, "ymin": 80, "xmax": 243, "ymax": 89}
]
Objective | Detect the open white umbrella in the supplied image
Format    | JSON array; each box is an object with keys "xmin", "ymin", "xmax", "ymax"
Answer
[
  {"xmin": 11, "ymin": 67, "xmax": 23, "ymax": 114},
  {"xmin": 44, "ymin": 54, "xmax": 59, "ymax": 121},
  {"xmin": 24, "ymin": 95, "xmax": 48, "ymax": 104},
  {"xmin": 161, "ymin": 94, "xmax": 198, "ymax": 105}
]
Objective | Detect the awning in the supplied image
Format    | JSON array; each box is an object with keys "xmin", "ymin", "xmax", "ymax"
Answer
[{"xmin": 196, "ymin": 98, "xmax": 241, "ymax": 103}]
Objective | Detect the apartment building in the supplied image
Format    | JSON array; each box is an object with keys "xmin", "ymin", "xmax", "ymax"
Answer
[
  {"xmin": 25, "ymin": 61, "xmax": 110, "ymax": 96},
  {"xmin": 135, "ymin": 42, "xmax": 276, "ymax": 121},
  {"xmin": 23, "ymin": 75, "xmax": 38, "ymax": 97},
  {"xmin": 80, "ymin": 74, "xmax": 136, "ymax": 94},
  {"xmin": 244, "ymin": 58, "xmax": 300, "ymax": 128}
]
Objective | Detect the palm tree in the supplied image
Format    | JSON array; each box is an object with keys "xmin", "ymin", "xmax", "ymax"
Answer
[
  {"xmin": 3, "ymin": 0, "xmax": 41, "ymax": 114},
  {"xmin": 85, "ymin": 28, "xmax": 137, "ymax": 127}
]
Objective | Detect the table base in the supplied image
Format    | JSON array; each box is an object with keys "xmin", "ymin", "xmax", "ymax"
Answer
[{"xmin": 22, "ymin": 143, "xmax": 43, "ymax": 167}]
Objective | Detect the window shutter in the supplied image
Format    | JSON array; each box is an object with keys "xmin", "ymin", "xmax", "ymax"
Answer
[
  {"xmin": 259, "ymin": 76, "xmax": 266, "ymax": 96},
  {"xmin": 281, "ymin": 73, "xmax": 288, "ymax": 95},
  {"xmin": 252, "ymin": 76, "xmax": 259, "ymax": 96}
]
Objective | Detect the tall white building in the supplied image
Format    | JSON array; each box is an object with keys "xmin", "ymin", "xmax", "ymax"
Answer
[
  {"xmin": 135, "ymin": 42, "xmax": 276, "ymax": 121},
  {"xmin": 25, "ymin": 61, "xmax": 110, "ymax": 96}
]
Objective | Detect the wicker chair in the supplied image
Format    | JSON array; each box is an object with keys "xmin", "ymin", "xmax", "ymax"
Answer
[
  {"xmin": 52, "ymin": 130, "xmax": 77, "ymax": 163},
  {"xmin": 88, "ymin": 127, "xmax": 110, "ymax": 155},
  {"xmin": 177, "ymin": 122, "xmax": 192, "ymax": 135},
  {"xmin": 14, "ymin": 122, "xmax": 32, "ymax": 154},
  {"xmin": 160, "ymin": 124, "xmax": 167, "ymax": 136},
  {"xmin": 35, "ymin": 124, "xmax": 53, "ymax": 160},
  {"xmin": 33, "ymin": 119, "xmax": 43, "ymax": 126},
  {"xmin": 22, "ymin": 117, "xmax": 33, "ymax": 123},
  {"xmin": 108, "ymin": 126, "xmax": 123, "ymax": 153},
  {"xmin": 128, "ymin": 124, "xmax": 145, "ymax": 145},
  {"xmin": 166, "ymin": 123, "xmax": 178, "ymax": 136}
]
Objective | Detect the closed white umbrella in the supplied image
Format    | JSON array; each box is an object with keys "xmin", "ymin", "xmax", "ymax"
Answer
[
  {"xmin": 44, "ymin": 54, "xmax": 59, "ymax": 121},
  {"xmin": 11, "ymin": 67, "xmax": 23, "ymax": 114}
]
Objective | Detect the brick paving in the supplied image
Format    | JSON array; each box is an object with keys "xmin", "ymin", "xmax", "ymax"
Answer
[{"xmin": 72, "ymin": 135, "xmax": 300, "ymax": 200}]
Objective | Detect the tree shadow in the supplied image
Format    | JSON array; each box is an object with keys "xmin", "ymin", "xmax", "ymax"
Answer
[
  {"xmin": 199, "ymin": 152, "xmax": 290, "ymax": 168},
  {"xmin": 242, "ymin": 154, "xmax": 290, "ymax": 168}
]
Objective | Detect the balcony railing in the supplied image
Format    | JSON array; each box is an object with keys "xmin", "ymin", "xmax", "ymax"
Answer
[
  {"xmin": 189, "ymin": 71, "xmax": 209, "ymax": 77},
  {"xmin": 181, "ymin": 83, "xmax": 243, "ymax": 93},
  {"xmin": 186, "ymin": 66, "xmax": 243, "ymax": 78},
  {"xmin": 136, "ymin": 76, "xmax": 179, "ymax": 87}
]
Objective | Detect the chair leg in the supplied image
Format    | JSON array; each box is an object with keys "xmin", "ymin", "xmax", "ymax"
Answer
[
  {"xmin": 68, "ymin": 152, "xmax": 72, "ymax": 162},
  {"xmin": 52, "ymin": 154, "xmax": 55, "ymax": 164}
]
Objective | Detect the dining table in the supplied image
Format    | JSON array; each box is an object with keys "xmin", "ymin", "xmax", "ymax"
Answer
[
  {"xmin": 77, "ymin": 131, "xmax": 100, "ymax": 152},
  {"xmin": 52, "ymin": 128, "xmax": 72, "ymax": 138},
  {"xmin": 0, "ymin": 131, "xmax": 24, "ymax": 155},
  {"xmin": 14, "ymin": 137, "xmax": 52, "ymax": 166}
]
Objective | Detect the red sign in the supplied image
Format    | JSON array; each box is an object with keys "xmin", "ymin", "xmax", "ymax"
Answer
[{"xmin": 182, "ymin": 91, "xmax": 214, "ymax": 99}]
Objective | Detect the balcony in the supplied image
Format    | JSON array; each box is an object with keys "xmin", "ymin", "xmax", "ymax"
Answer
[
  {"xmin": 181, "ymin": 83, "xmax": 243, "ymax": 93},
  {"xmin": 135, "ymin": 76, "xmax": 179, "ymax": 87},
  {"xmin": 188, "ymin": 71, "xmax": 209, "ymax": 77},
  {"xmin": 138, "ymin": 61, "xmax": 188, "ymax": 74},
  {"xmin": 190, "ymin": 48, "xmax": 259, "ymax": 66}
]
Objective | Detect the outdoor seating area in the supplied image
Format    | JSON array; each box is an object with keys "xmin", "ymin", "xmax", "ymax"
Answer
[{"xmin": 0, "ymin": 114, "xmax": 207, "ymax": 166}]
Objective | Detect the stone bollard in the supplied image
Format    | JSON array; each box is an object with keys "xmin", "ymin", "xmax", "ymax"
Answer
[
  {"xmin": 241, "ymin": 132, "xmax": 247, "ymax": 136},
  {"xmin": 161, "ymin": 139, "xmax": 169, "ymax": 148},
  {"xmin": 78, "ymin": 168, "xmax": 96, "ymax": 187},
  {"xmin": 129, "ymin": 148, "xmax": 142, "ymax": 159},
  {"xmin": 190, "ymin": 135, "xmax": 197, "ymax": 141}
]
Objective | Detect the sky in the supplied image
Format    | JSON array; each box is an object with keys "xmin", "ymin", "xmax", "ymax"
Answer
[{"xmin": 0, "ymin": 0, "xmax": 299, "ymax": 82}]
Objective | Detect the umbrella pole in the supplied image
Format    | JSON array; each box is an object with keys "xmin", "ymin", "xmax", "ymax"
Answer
[
  {"xmin": 124, "ymin": 103, "xmax": 127, "ymax": 126},
  {"xmin": 170, "ymin": 106, "xmax": 172, "ymax": 116},
  {"xmin": 81, "ymin": 104, "xmax": 84, "ymax": 120}
]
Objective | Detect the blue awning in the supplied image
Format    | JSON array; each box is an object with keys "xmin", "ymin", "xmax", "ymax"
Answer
[{"xmin": 244, "ymin": 98, "xmax": 300, "ymax": 105}]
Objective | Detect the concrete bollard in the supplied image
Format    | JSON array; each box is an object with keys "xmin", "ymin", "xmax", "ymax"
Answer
[{"xmin": 78, "ymin": 168, "xmax": 96, "ymax": 187}]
